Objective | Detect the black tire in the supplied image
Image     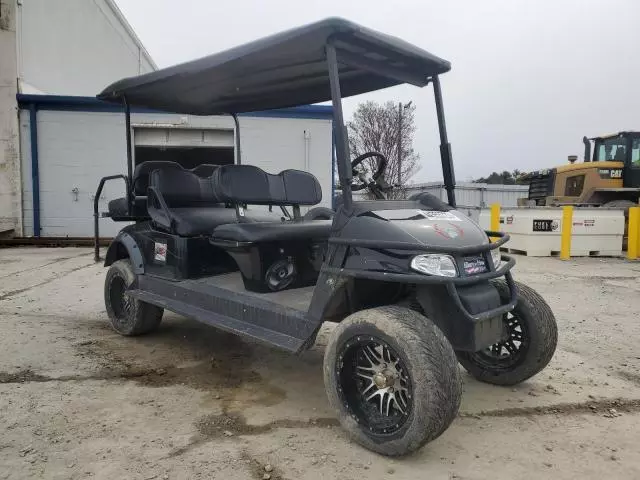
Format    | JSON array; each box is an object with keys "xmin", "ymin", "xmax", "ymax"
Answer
[
  {"xmin": 323, "ymin": 306, "xmax": 462, "ymax": 457},
  {"xmin": 457, "ymin": 280, "xmax": 557, "ymax": 386},
  {"xmin": 303, "ymin": 207, "xmax": 334, "ymax": 221},
  {"xmin": 104, "ymin": 259, "xmax": 163, "ymax": 336}
]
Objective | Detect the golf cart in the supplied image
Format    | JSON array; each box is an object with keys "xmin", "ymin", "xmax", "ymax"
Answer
[{"xmin": 94, "ymin": 18, "xmax": 557, "ymax": 456}]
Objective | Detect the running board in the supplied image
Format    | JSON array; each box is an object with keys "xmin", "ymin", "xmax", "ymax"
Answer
[{"xmin": 127, "ymin": 276, "xmax": 318, "ymax": 353}]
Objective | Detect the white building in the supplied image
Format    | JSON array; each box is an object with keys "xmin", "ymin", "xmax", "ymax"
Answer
[{"xmin": 0, "ymin": 0, "xmax": 333, "ymax": 238}]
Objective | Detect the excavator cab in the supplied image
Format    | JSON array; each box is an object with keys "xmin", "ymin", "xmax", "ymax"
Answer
[{"xmin": 588, "ymin": 132, "xmax": 640, "ymax": 188}]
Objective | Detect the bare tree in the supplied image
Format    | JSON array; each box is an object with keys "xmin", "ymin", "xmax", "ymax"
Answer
[{"xmin": 346, "ymin": 101, "xmax": 420, "ymax": 199}]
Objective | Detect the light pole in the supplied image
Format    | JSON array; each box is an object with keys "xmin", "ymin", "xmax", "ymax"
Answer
[{"xmin": 397, "ymin": 101, "xmax": 412, "ymax": 196}]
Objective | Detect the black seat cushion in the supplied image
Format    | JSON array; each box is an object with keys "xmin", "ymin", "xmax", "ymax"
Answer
[
  {"xmin": 281, "ymin": 169, "xmax": 323, "ymax": 205},
  {"xmin": 212, "ymin": 165, "xmax": 322, "ymax": 206},
  {"xmin": 107, "ymin": 161, "xmax": 184, "ymax": 220},
  {"xmin": 108, "ymin": 197, "xmax": 149, "ymax": 218},
  {"xmin": 190, "ymin": 164, "xmax": 218, "ymax": 177},
  {"xmin": 133, "ymin": 161, "xmax": 183, "ymax": 195},
  {"xmin": 108, "ymin": 197, "xmax": 129, "ymax": 218},
  {"xmin": 213, "ymin": 220, "xmax": 332, "ymax": 243},
  {"xmin": 170, "ymin": 207, "xmax": 238, "ymax": 236},
  {"xmin": 171, "ymin": 209, "xmax": 282, "ymax": 236},
  {"xmin": 150, "ymin": 168, "xmax": 219, "ymax": 207},
  {"xmin": 148, "ymin": 168, "xmax": 282, "ymax": 236}
]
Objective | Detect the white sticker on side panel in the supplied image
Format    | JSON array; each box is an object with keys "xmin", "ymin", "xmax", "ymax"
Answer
[
  {"xmin": 154, "ymin": 242, "xmax": 167, "ymax": 262},
  {"xmin": 419, "ymin": 210, "xmax": 461, "ymax": 221}
]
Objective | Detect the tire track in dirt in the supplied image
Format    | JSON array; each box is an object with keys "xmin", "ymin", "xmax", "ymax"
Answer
[
  {"xmin": 0, "ymin": 261, "xmax": 95, "ymax": 301},
  {"xmin": 461, "ymin": 398, "xmax": 640, "ymax": 418},
  {"xmin": 0, "ymin": 250, "xmax": 92, "ymax": 279}
]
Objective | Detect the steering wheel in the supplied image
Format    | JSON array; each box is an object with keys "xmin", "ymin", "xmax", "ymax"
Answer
[{"xmin": 350, "ymin": 152, "xmax": 388, "ymax": 192}]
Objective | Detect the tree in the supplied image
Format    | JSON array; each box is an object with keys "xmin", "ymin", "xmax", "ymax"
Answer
[
  {"xmin": 474, "ymin": 169, "xmax": 526, "ymax": 185},
  {"xmin": 346, "ymin": 101, "xmax": 420, "ymax": 199}
]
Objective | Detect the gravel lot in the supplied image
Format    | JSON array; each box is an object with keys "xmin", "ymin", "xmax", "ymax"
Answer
[{"xmin": 0, "ymin": 247, "xmax": 639, "ymax": 479}]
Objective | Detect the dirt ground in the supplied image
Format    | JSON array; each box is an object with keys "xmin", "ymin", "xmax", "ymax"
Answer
[{"xmin": 1, "ymin": 247, "xmax": 639, "ymax": 480}]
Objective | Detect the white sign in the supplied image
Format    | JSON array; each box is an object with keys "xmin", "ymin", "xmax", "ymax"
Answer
[{"xmin": 419, "ymin": 210, "xmax": 462, "ymax": 221}]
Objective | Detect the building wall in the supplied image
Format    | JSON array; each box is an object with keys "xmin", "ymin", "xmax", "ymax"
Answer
[
  {"xmin": 16, "ymin": 0, "xmax": 155, "ymax": 95},
  {"xmin": 2, "ymin": 0, "xmax": 157, "ymax": 235},
  {"xmin": 0, "ymin": 0, "xmax": 19, "ymax": 233},
  {"xmin": 19, "ymin": 108, "xmax": 333, "ymax": 237}
]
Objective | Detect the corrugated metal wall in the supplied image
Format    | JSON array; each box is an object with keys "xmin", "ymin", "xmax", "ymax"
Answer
[
  {"xmin": 408, "ymin": 183, "xmax": 527, "ymax": 220},
  {"xmin": 410, "ymin": 182, "xmax": 528, "ymax": 207},
  {"xmin": 20, "ymin": 110, "xmax": 333, "ymax": 237},
  {"xmin": 409, "ymin": 182, "xmax": 528, "ymax": 220}
]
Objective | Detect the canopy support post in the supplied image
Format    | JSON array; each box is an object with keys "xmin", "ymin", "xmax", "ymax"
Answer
[
  {"xmin": 124, "ymin": 98, "xmax": 133, "ymax": 214},
  {"xmin": 326, "ymin": 43, "xmax": 353, "ymax": 213},
  {"xmin": 231, "ymin": 113, "xmax": 241, "ymax": 164},
  {"xmin": 432, "ymin": 75, "xmax": 456, "ymax": 208}
]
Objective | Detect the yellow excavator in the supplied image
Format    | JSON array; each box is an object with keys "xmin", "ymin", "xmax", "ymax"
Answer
[{"xmin": 520, "ymin": 131, "xmax": 640, "ymax": 208}]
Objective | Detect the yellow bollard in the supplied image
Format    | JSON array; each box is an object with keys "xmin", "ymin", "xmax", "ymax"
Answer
[
  {"xmin": 560, "ymin": 206, "xmax": 573, "ymax": 260},
  {"xmin": 628, "ymin": 207, "xmax": 640, "ymax": 260},
  {"xmin": 490, "ymin": 203, "xmax": 501, "ymax": 233}
]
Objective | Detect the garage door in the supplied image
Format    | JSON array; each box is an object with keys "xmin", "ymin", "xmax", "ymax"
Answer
[{"xmin": 134, "ymin": 127, "xmax": 234, "ymax": 148}]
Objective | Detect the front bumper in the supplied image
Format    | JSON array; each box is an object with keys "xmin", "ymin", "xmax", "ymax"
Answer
[{"xmin": 326, "ymin": 231, "xmax": 518, "ymax": 351}]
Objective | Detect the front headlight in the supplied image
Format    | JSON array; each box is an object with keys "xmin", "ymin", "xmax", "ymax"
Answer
[
  {"xmin": 490, "ymin": 248, "xmax": 502, "ymax": 269},
  {"xmin": 410, "ymin": 254, "xmax": 458, "ymax": 277}
]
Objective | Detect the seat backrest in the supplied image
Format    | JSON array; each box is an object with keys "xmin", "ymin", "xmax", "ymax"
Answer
[
  {"xmin": 212, "ymin": 165, "xmax": 322, "ymax": 206},
  {"xmin": 149, "ymin": 168, "xmax": 219, "ymax": 208},
  {"xmin": 190, "ymin": 164, "xmax": 218, "ymax": 178},
  {"xmin": 133, "ymin": 161, "xmax": 183, "ymax": 195}
]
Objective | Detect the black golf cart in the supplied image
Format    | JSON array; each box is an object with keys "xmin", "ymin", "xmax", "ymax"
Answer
[{"xmin": 94, "ymin": 18, "xmax": 557, "ymax": 456}]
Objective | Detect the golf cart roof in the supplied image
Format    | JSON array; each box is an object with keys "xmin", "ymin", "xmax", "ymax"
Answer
[{"xmin": 97, "ymin": 17, "xmax": 451, "ymax": 115}]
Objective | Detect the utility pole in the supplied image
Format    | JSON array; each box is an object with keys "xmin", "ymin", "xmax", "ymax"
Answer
[
  {"xmin": 397, "ymin": 102, "xmax": 403, "ymax": 190},
  {"xmin": 397, "ymin": 101, "xmax": 412, "ymax": 197}
]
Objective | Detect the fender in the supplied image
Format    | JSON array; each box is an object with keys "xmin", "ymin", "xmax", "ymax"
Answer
[
  {"xmin": 104, "ymin": 231, "xmax": 145, "ymax": 274},
  {"xmin": 416, "ymin": 282, "xmax": 503, "ymax": 352}
]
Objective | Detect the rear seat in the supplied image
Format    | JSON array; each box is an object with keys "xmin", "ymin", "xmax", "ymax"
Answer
[
  {"xmin": 210, "ymin": 165, "xmax": 332, "ymax": 243},
  {"xmin": 107, "ymin": 162, "xmax": 219, "ymax": 220},
  {"xmin": 147, "ymin": 167, "xmax": 279, "ymax": 236}
]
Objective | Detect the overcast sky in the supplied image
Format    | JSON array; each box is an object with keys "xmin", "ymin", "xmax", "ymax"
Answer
[{"xmin": 116, "ymin": 0, "xmax": 640, "ymax": 183}]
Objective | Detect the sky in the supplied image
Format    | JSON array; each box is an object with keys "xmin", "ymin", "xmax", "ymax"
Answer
[{"xmin": 115, "ymin": 0, "xmax": 640, "ymax": 183}]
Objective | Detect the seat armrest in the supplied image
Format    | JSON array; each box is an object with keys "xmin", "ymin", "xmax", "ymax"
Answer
[{"xmin": 147, "ymin": 186, "xmax": 173, "ymax": 231}]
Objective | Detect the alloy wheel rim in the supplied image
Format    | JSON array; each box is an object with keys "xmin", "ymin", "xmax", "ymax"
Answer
[{"xmin": 337, "ymin": 337, "xmax": 412, "ymax": 435}]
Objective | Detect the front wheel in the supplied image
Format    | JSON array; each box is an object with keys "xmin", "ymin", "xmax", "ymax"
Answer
[
  {"xmin": 104, "ymin": 259, "xmax": 163, "ymax": 336},
  {"xmin": 456, "ymin": 280, "xmax": 557, "ymax": 386},
  {"xmin": 323, "ymin": 306, "xmax": 462, "ymax": 457}
]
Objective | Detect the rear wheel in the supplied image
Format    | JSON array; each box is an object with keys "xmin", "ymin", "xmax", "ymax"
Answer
[
  {"xmin": 456, "ymin": 280, "xmax": 557, "ymax": 386},
  {"xmin": 104, "ymin": 259, "xmax": 163, "ymax": 336},
  {"xmin": 323, "ymin": 306, "xmax": 462, "ymax": 456}
]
